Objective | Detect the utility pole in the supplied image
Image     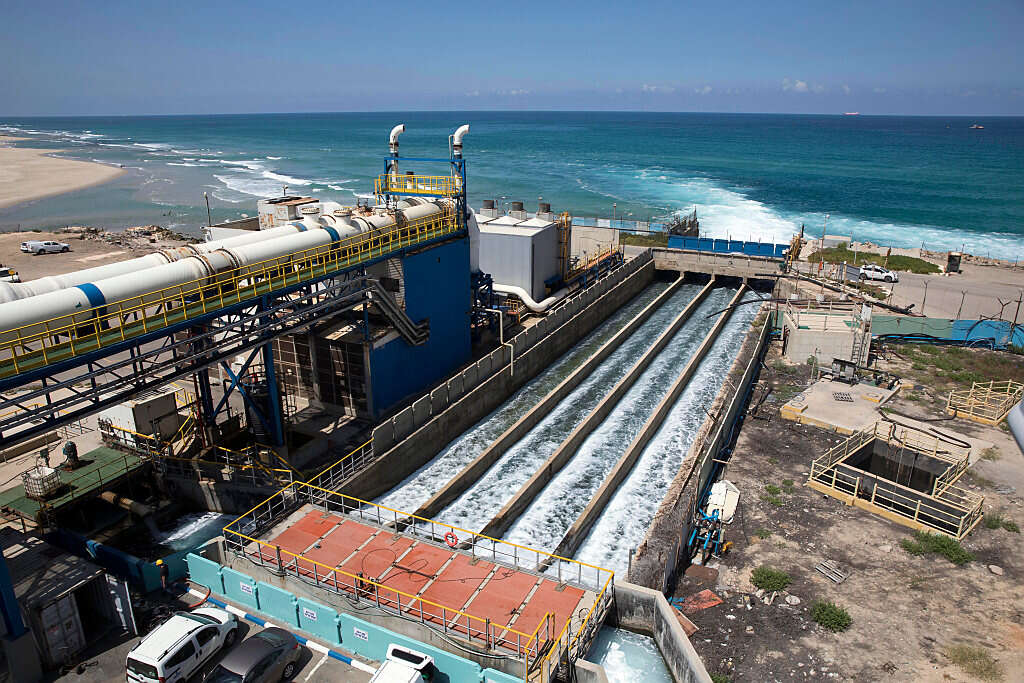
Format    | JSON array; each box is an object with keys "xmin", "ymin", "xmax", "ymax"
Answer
[
  {"xmin": 956, "ymin": 291, "xmax": 967, "ymax": 319},
  {"xmin": 922, "ymin": 280, "xmax": 929, "ymax": 316},
  {"xmin": 203, "ymin": 192, "xmax": 212, "ymax": 228}
]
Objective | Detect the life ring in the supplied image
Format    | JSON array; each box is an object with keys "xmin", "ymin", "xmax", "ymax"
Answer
[{"xmin": 444, "ymin": 531, "xmax": 459, "ymax": 548}]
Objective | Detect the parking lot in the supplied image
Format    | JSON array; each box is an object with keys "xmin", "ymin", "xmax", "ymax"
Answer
[{"xmin": 54, "ymin": 592, "xmax": 372, "ymax": 683}]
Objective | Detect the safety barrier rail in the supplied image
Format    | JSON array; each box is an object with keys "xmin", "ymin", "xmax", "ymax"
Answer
[
  {"xmin": 0, "ymin": 207, "xmax": 457, "ymax": 379},
  {"xmin": 374, "ymin": 174, "xmax": 460, "ymax": 198},
  {"xmin": 221, "ymin": 481, "xmax": 615, "ymax": 675},
  {"xmin": 947, "ymin": 380, "xmax": 1024, "ymax": 425},
  {"xmin": 807, "ymin": 422, "xmax": 983, "ymax": 539},
  {"xmin": 305, "ymin": 439, "xmax": 374, "ymax": 491}
]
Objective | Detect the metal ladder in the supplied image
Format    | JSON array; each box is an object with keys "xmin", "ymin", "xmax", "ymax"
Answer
[{"xmin": 367, "ymin": 282, "xmax": 430, "ymax": 345}]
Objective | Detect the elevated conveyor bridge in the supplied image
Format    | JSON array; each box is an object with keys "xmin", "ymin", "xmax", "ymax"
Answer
[{"xmin": 0, "ymin": 203, "xmax": 461, "ymax": 450}]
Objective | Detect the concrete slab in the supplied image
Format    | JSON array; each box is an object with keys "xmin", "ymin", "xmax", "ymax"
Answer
[{"xmin": 781, "ymin": 379, "xmax": 898, "ymax": 434}]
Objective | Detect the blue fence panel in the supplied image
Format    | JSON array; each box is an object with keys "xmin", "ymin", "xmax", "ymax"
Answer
[
  {"xmin": 666, "ymin": 235, "xmax": 683, "ymax": 250},
  {"xmin": 483, "ymin": 669, "xmax": 523, "ymax": 683},
  {"xmin": 774, "ymin": 244, "xmax": 788, "ymax": 258},
  {"xmin": 185, "ymin": 554, "xmax": 223, "ymax": 593},
  {"xmin": 221, "ymin": 567, "xmax": 259, "ymax": 610},
  {"xmin": 296, "ymin": 598, "xmax": 342, "ymax": 645},
  {"xmin": 728, "ymin": 240, "xmax": 744, "ymax": 253},
  {"xmin": 258, "ymin": 582, "xmax": 299, "ymax": 628}
]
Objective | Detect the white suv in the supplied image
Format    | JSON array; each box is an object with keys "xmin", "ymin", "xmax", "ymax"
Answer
[
  {"xmin": 858, "ymin": 264, "xmax": 899, "ymax": 283},
  {"xmin": 126, "ymin": 607, "xmax": 238, "ymax": 683},
  {"xmin": 20, "ymin": 240, "xmax": 70, "ymax": 254}
]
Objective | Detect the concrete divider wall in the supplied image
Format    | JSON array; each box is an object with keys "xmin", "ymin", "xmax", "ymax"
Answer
[
  {"xmin": 480, "ymin": 277, "xmax": 714, "ymax": 539},
  {"xmin": 608, "ymin": 582, "xmax": 711, "ymax": 683},
  {"xmin": 354, "ymin": 254, "xmax": 655, "ymax": 500}
]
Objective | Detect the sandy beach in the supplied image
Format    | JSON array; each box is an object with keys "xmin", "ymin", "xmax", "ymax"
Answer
[{"xmin": 0, "ymin": 135, "xmax": 124, "ymax": 209}]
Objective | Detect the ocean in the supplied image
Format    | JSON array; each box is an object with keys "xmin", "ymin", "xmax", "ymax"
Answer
[{"xmin": 2, "ymin": 112, "xmax": 1022, "ymax": 256}]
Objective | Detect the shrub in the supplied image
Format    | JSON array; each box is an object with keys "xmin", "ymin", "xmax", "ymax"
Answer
[
  {"xmin": 900, "ymin": 531, "xmax": 974, "ymax": 565},
  {"xmin": 755, "ymin": 528, "xmax": 772, "ymax": 539},
  {"xmin": 1003, "ymin": 520, "xmax": 1020, "ymax": 533},
  {"xmin": 765, "ymin": 484, "xmax": 782, "ymax": 495},
  {"xmin": 980, "ymin": 448, "xmax": 1001, "ymax": 462},
  {"xmin": 710, "ymin": 674, "xmax": 732, "ymax": 683},
  {"xmin": 985, "ymin": 514, "xmax": 1005, "ymax": 530},
  {"xmin": 944, "ymin": 645, "xmax": 1003, "ymax": 681},
  {"xmin": 751, "ymin": 566, "xmax": 791, "ymax": 592},
  {"xmin": 810, "ymin": 600, "xmax": 852, "ymax": 632}
]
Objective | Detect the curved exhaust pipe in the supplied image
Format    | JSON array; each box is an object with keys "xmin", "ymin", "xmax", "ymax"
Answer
[
  {"xmin": 389, "ymin": 124, "xmax": 406, "ymax": 155},
  {"xmin": 451, "ymin": 124, "xmax": 470, "ymax": 157}
]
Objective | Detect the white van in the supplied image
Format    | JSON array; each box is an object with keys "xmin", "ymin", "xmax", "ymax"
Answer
[{"xmin": 126, "ymin": 607, "xmax": 238, "ymax": 683}]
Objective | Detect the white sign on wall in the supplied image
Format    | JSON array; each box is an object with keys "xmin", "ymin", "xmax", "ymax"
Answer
[
  {"xmin": 302, "ymin": 607, "xmax": 317, "ymax": 622},
  {"xmin": 353, "ymin": 627, "xmax": 368, "ymax": 642},
  {"xmin": 239, "ymin": 583, "xmax": 254, "ymax": 595}
]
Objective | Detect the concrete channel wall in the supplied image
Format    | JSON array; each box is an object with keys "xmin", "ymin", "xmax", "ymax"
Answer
[
  {"xmin": 552, "ymin": 286, "xmax": 746, "ymax": 562},
  {"xmin": 653, "ymin": 247, "xmax": 784, "ymax": 281},
  {"xmin": 344, "ymin": 253, "xmax": 656, "ymax": 500},
  {"xmin": 418, "ymin": 270, "xmax": 692, "ymax": 520},
  {"xmin": 609, "ymin": 582, "xmax": 712, "ymax": 683},
  {"xmin": 479, "ymin": 277, "xmax": 716, "ymax": 540}
]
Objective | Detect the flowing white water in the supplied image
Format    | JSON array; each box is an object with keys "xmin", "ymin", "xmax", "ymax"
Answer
[
  {"xmin": 375, "ymin": 281, "xmax": 672, "ymax": 513},
  {"xmin": 574, "ymin": 292, "xmax": 761, "ymax": 571},
  {"xmin": 503, "ymin": 288, "xmax": 733, "ymax": 551},
  {"xmin": 154, "ymin": 512, "xmax": 232, "ymax": 552},
  {"xmin": 434, "ymin": 284, "xmax": 704, "ymax": 532},
  {"xmin": 587, "ymin": 627, "xmax": 673, "ymax": 683}
]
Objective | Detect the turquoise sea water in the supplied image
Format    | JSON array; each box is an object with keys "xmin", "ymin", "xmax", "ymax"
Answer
[{"xmin": 2, "ymin": 112, "xmax": 1022, "ymax": 256}]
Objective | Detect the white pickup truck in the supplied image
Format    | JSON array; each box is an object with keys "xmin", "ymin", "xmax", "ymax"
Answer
[{"xmin": 20, "ymin": 240, "xmax": 70, "ymax": 254}]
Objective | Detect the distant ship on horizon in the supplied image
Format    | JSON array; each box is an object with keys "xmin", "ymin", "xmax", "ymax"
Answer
[
  {"xmin": 970, "ymin": 123, "xmax": 984, "ymax": 129},
  {"xmin": 843, "ymin": 112, "xmax": 860, "ymax": 116}
]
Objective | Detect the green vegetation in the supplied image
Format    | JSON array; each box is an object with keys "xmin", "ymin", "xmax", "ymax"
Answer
[
  {"xmin": 980, "ymin": 448, "xmax": 1001, "ymax": 462},
  {"xmin": 754, "ymin": 528, "xmax": 772, "ymax": 539},
  {"xmin": 897, "ymin": 345, "xmax": 1024, "ymax": 395},
  {"xmin": 618, "ymin": 232, "xmax": 668, "ymax": 247},
  {"xmin": 807, "ymin": 245, "xmax": 940, "ymax": 274},
  {"xmin": 751, "ymin": 566, "xmax": 792, "ymax": 592},
  {"xmin": 765, "ymin": 484, "xmax": 782, "ymax": 495},
  {"xmin": 985, "ymin": 513, "xmax": 1020, "ymax": 533},
  {"xmin": 710, "ymin": 674, "xmax": 732, "ymax": 683},
  {"xmin": 810, "ymin": 600, "xmax": 852, "ymax": 632},
  {"xmin": 900, "ymin": 531, "xmax": 974, "ymax": 565},
  {"xmin": 761, "ymin": 493, "xmax": 784, "ymax": 506},
  {"xmin": 944, "ymin": 645, "xmax": 1003, "ymax": 681}
]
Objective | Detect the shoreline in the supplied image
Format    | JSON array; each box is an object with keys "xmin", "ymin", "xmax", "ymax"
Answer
[{"xmin": 0, "ymin": 135, "xmax": 125, "ymax": 210}]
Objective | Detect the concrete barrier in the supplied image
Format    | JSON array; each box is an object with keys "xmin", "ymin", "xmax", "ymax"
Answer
[
  {"xmin": 552, "ymin": 286, "xmax": 746, "ymax": 562},
  {"xmin": 611, "ymin": 582, "xmax": 711, "ymax": 683},
  {"xmin": 446, "ymin": 374, "xmax": 464, "ymax": 403},
  {"xmin": 415, "ymin": 269, "xmax": 685, "ymax": 521},
  {"xmin": 430, "ymin": 386, "xmax": 448, "ymax": 414},
  {"xmin": 412, "ymin": 396, "xmax": 431, "ymax": 428},
  {"xmin": 480, "ymin": 277, "xmax": 716, "ymax": 539}
]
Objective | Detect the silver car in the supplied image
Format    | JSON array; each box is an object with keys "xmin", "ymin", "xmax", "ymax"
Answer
[{"xmin": 204, "ymin": 627, "xmax": 301, "ymax": 683}]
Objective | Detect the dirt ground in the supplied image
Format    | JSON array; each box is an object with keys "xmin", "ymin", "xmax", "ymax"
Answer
[
  {"xmin": 676, "ymin": 344, "xmax": 1024, "ymax": 682},
  {"xmin": 0, "ymin": 228, "xmax": 192, "ymax": 282}
]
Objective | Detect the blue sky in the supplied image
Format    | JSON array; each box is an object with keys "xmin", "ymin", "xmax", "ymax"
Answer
[{"xmin": 2, "ymin": 0, "xmax": 1022, "ymax": 116}]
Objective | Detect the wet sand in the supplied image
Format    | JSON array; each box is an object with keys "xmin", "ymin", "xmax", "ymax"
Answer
[{"xmin": 0, "ymin": 136, "xmax": 124, "ymax": 209}]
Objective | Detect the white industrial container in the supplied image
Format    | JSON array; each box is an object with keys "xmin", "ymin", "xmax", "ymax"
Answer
[
  {"xmin": 257, "ymin": 196, "xmax": 318, "ymax": 229},
  {"xmin": 98, "ymin": 389, "xmax": 181, "ymax": 441},
  {"xmin": 478, "ymin": 219, "xmax": 560, "ymax": 301},
  {"xmin": 22, "ymin": 465, "xmax": 61, "ymax": 499}
]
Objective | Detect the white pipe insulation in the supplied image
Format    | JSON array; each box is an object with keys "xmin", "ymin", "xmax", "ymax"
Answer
[
  {"xmin": 493, "ymin": 283, "xmax": 570, "ymax": 313},
  {"xmin": 0, "ymin": 201, "xmax": 444, "ymax": 344}
]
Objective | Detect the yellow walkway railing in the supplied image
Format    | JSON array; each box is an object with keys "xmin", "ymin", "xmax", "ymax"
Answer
[
  {"xmin": 0, "ymin": 208, "xmax": 456, "ymax": 379},
  {"xmin": 374, "ymin": 174, "xmax": 460, "ymax": 198},
  {"xmin": 947, "ymin": 380, "xmax": 1023, "ymax": 425}
]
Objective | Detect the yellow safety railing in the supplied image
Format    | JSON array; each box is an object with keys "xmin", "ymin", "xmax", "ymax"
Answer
[
  {"xmin": 947, "ymin": 380, "xmax": 1024, "ymax": 425},
  {"xmin": 306, "ymin": 439, "xmax": 374, "ymax": 489},
  {"xmin": 0, "ymin": 207, "xmax": 457, "ymax": 378},
  {"xmin": 222, "ymin": 481, "xmax": 614, "ymax": 672},
  {"xmin": 374, "ymin": 174, "xmax": 459, "ymax": 198}
]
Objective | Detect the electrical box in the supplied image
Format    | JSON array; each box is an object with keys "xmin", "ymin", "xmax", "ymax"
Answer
[{"xmin": 98, "ymin": 389, "xmax": 181, "ymax": 440}]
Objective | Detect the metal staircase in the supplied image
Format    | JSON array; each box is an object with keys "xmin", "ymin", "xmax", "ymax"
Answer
[{"xmin": 368, "ymin": 282, "xmax": 430, "ymax": 346}]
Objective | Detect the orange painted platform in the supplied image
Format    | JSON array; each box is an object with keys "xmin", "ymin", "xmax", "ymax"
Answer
[{"xmin": 258, "ymin": 508, "xmax": 588, "ymax": 648}]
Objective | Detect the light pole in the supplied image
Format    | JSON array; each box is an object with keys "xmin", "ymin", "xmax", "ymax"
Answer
[
  {"xmin": 922, "ymin": 280, "xmax": 929, "ymax": 316},
  {"xmin": 203, "ymin": 192, "xmax": 212, "ymax": 227}
]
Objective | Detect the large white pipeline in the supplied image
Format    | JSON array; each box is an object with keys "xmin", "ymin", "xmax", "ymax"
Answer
[
  {"xmin": 494, "ymin": 283, "xmax": 569, "ymax": 313},
  {"xmin": 0, "ymin": 201, "xmax": 444, "ymax": 344},
  {"xmin": 0, "ymin": 222, "xmax": 320, "ymax": 305}
]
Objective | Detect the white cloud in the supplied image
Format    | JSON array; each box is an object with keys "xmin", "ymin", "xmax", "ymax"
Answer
[
  {"xmin": 842, "ymin": 84, "xmax": 851, "ymax": 95},
  {"xmin": 641, "ymin": 83, "xmax": 675, "ymax": 94},
  {"xmin": 812, "ymin": 83, "xmax": 825, "ymax": 93},
  {"xmin": 465, "ymin": 90, "xmax": 480, "ymax": 97},
  {"xmin": 493, "ymin": 88, "xmax": 530, "ymax": 96},
  {"xmin": 782, "ymin": 78, "xmax": 809, "ymax": 93},
  {"xmin": 873, "ymin": 87, "xmax": 887, "ymax": 94},
  {"xmin": 694, "ymin": 85, "xmax": 712, "ymax": 95}
]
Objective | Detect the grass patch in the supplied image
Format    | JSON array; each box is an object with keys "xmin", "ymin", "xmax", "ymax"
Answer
[
  {"xmin": 767, "ymin": 456, "xmax": 779, "ymax": 465},
  {"xmin": 900, "ymin": 531, "xmax": 974, "ymax": 565},
  {"xmin": 944, "ymin": 644, "xmax": 1003, "ymax": 681},
  {"xmin": 807, "ymin": 245, "xmax": 941, "ymax": 274},
  {"xmin": 754, "ymin": 528, "xmax": 772, "ymax": 539},
  {"xmin": 761, "ymin": 494, "xmax": 784, "ymax": 507},
  {"xmin": 810, "ymin": 600, "xmax": 852, "ymax": 632},
  {"xmin": 905, "ymin": 392, "xmax": 921, "ymax": 402},
  {"xmin": 985, "ymin": 513, "xmax": 1020, "ymax": 533},
  {"xmin": 710, "ymin": 674, "xmax": 732, "ymax": 683},
  {"xmin": 751, "ymin": 566, "xmax": 792, "ymax": 592},
  {"xmin": 980, "ymin": 448, "xmax": 1001, "ymax": 462},
  {"xmin": 619, "ymin": 232, "xmax": 669, "ymax": 247},
  {"xmin": 765, "ymin": 484, "xmax": 782, "ymax": 495}
]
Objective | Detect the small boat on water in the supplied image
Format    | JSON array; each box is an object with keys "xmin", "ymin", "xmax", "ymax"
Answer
[
  {"xmin": 970, "ymin": 123, "xmax": 984, "ymax": 129},
  {"xmin": 843, "ymin": 112, "xmax": 859, "ymax": 116}
]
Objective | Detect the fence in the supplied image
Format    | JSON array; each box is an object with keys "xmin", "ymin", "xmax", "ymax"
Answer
[
  {"xmin": 947, "ymin": 380, "xmax": 1024, "ymax": 425},
  {"xmin": 305, "ymin": 439, "xmax": 374, "ymax": 491},
  {"xmin": 221, "ymin": 481, "xmax": 614, "ymax": 677},
  {"xmin": 872, "ymin": 316, "xmax": 1024, "ymax": 350},
  {"xmin": 667, "ymin": 235, "xmax": 789, "ymax": 258},
  {"xmin": 807, "ymin": 422, "xmax": 984, "ymax": 539},
  {"xmin": 371, "ymin": 250, "xmax": 653, "ymax": 453}
]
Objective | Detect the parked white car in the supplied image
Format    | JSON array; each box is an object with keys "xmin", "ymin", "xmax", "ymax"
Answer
[
  {"xmin": 858, "ymin": 264, "xmax": 899, "ymax": 283},
  {"xmin": 126, "ymin": 607, "xmax": 238, "ymax": 683},
  {"xmin": 20, "ymin": 240, "xmax": 70, "ymax": 254},
  {"xmin": 0, "ymin": 266, "xmax": 19, "ymax": 283}
]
